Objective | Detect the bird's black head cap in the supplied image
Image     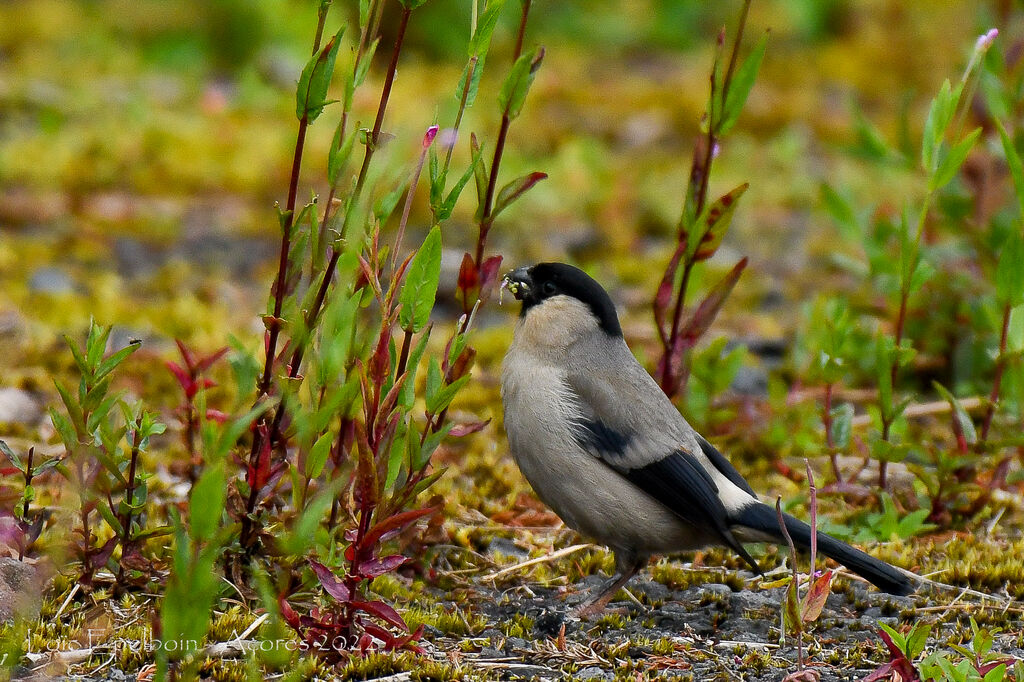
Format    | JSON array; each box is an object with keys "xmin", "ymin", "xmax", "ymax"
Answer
[{"xmin": 504, "ymin": 262, "xmax": 622, "ymax": 337}]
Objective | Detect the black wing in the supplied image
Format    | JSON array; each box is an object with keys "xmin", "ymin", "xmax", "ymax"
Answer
[
  {"xmin": 571, "ymin": 416, "xmax": 761, "ymax": 574},
  {"xmin": 698, "ymin": 436, "xmax": 756, "ymax": 497}
]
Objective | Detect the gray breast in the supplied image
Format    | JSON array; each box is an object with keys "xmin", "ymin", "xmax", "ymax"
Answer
[{"xmin": 500, "ymin": 347, "xmax": 713, "ymax": 557}]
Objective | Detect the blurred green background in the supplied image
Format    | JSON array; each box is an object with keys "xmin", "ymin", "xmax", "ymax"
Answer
[{"xmin": 0, "ymin": 0, "xmax": 1007, "ymax": 364}]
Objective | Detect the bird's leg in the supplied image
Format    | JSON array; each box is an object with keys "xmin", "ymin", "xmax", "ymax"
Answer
[{"xmin": 569, "ymin": 558, "xmax": 644, "ymax": 618}]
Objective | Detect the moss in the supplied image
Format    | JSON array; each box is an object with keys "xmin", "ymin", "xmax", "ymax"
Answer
[
  {"xmin": 500, "ymin": 612, "xmax": 535, "ymax": 639},
  {"xmin": 404, "ymin": 604, "xmax": 487, "ymax": 637}
]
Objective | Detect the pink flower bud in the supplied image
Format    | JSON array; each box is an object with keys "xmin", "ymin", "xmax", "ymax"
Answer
[
  {"xmin": 422, "ymin": 125, "xmax": 439, "ymax": 149},
  {"xmin": 975, "ymin": 28, "xmax": 998, "ymax": 53}
]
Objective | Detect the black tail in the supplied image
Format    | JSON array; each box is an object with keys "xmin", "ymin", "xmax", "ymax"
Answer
[{"xmin": 731, "ymin": 502, "xmax": 915, "ymax": 596}]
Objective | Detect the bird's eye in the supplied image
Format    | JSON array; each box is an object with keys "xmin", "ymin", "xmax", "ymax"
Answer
[{"xmin": 542, "ymin": 281, "xmax": 557, "ymax": 296}]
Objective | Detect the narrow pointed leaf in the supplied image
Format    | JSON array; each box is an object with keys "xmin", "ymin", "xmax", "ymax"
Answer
[
  {"xmin": 679, "ymin": 258, "xmax": 748, "ymax": 344},
  {"xmin": 930, "ymin": 127, "xmax": 981, "ymax": 191},
  {"xmin": 719, "ymin": 32, "xmax": 768, "ymax": 135},
  {"xmin": 498, "ymin": 47, "xmax": 544, "ymax": 121},
  {"xmin": 690, "ymin": 184, "xmax": 748, "ymax": 261},
  {"xmin": 295, "ymin": 27, "xmax": 344, "ymax": 122},
  {"xmin": 492, "ymin": 172, "xmax": 548, "ymax": 220},
  {"xmin": 398, "ymin": 226, "xmax": 443, "ymax": 333}
]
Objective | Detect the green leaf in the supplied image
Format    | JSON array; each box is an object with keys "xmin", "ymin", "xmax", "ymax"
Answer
[
  {"xmin": 905, "ymin": 621, "xmax": 932, "ymax": 659},
  {"xmin": 469, "ymin": 0, "xmax": 505, "ymax": 56},
  {"xmin": 373, "ymin": 180, "xmax": 408, "ymax": 224},
  {"xmin": 0, "ymin": 440, "xmax": 20, "ymax": 470},
  {"xmin": 689, "ymin": 184, "xmax": 748, "ymax": 262},
  {"xmin": 922, "ymin": 79, "xmax": 953, "ymax": 173},
  {"xmin": 996, "ymin": 232, "xmax": 1024, "ymax": 307},
  {"xmin": 498, "ymin": 47, "xmax": 544, "ymax": 121},
  {"xmin": 879, "ymin": 622, "xmax": 908, "ymax": 653},
  {"xmin": 97, "ymin": 500, "xmax": 124, "ymax": 536},
  {"xmin": 995, "ymin": 118, "xmax": 1024, "ymax": 217},
  {"xmin": 471, "ymin": 134, "xmax": 489, "ymax": 218},
  {"xmin": 718, "ymin": 32, "xmax": 768, "ymax": 135},
  {"xmin": 426, "ymin": 375, "xmax": 469, "ymax": 414},
  {"xmin": 907, "ymin": 257, "xmax": 936, "ymax": 295},
  {"xmin": 85, "ymin": 322, "xmax": 112, "ymax": 371},
  {"xmin": 933, "ymin": 382, "xmax": 978, "ymax": 445},
  {"xmin": 399, "ymin": 329, "xmax": 431, "ymax": 410},
  {"xmin": 53, "ymin": 380, "xmax": 85, "ymax": 438},
  {"xmin": 280, "ymin": 481, "xmax": 338, "ymax": 555},
  {"xmin": 437, "ymin": 149, "xmax": 482, "ymax": 221},
  {"xmin": 327, "ymin": 122, "xmax": 357, "ymax": 187},
  {"xmin": 455, "ymin": 55, "xmax": 485, "ymax": 110},
  {"xmin": 820, "ymin": 183, "xmax": 859, "ymax": 239},
  {"xmin": 426, "ymin": 357, "xmax": 442, "ymax": 405},
  {"xmin": 930, "ymin": 127, "xmax": 981, "ymax": 192},
  {"xmin": 295, "ymin": 27, "xmax": 344, "ymax": 122},
  {"xmin": 95, "ymin": 340, "xmax": 141, "ymax": 383},
  {"xmin": 491, "ymin": 171, "xmax": 547, "ymax": 220},
  {"xmin": 49, "ymin": 409, "xmax": 77, "ymax": 450},
  {"xmin": 190, "ymin": 461, "xmax": 225, "ymax": 542},
  {"xmin": 829, "ymin": 403, "xmax": 854, "ymax": 450},
  {"xmin": 305, "ymin": 432, "xmax": 333, "ymax": 480},
  {"xmin": 398, "ymin": 226, "xmax": 443, "ymax": 333},
  {"xmin": 398, "ymin": 0, "xmax": 428, "ymax": 8}
]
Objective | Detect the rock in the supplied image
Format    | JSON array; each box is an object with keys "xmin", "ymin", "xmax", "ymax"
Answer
[
  {"xmin": 487, "ymin": 536, "xmax": 530, "ymax": 561},
  {"xmin": 629, "ymin": 577, "xmax": 670, "ymax": 603},
  {"xmin": 577, "ymin": 666, "xmax": 614, "ymax": 681},
  {"xmin": 730, "ymin": 590, "xmax": 777, "ymax": 614},
  {"xmin": 0, "ymin": 558, "xmax": 41, "ymax": 622},
  {"xmin": 0, "ymin": 388, "xmax": 43, "ymax": 425},
  {"xmin": 28, "ymin": 267, "xmax": 74, "ymax": 294}
]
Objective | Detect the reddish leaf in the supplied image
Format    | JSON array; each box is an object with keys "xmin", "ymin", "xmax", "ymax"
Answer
[
  {"xmin": 449, "ymin": 345, "xmax": 477, "ymax": 381},
  {"xmin": 678, "ymin": 257, "xmax": 748, "ymax": 347},
  {"xmin": 352, "ymin": 599, "xmax": 407, "ymax": 630},
  {"xmin": 204, "ymin": 409, "xmax": 229, "ymax": 423},
  {"xmin": 91, "ymin": 536, "xmax": 119, "ymax": 571},
  {"xmin": 0, "ymin": 467, "xmax": 21, "ymax": 477},
  {"xmin": 309, "ymin": 560, "xmax": 352, "ymax": 603},
  {"xmin": 691, "ymin": 183, "xmax": 748, "ymax": 262},
  {"xmin": 174, "ymin": 339, "xmax": 197, "ymax": 371},
  {"xmin": 361, "ymin": 506, "xmax": 437, "ymax": 550},
  {"xmin": 800, "ymin": 570, "xmax": 833, "ymax": 622},
  {"xmin": 195, "ymin": 347, "xmax": 229, "ymax": 373},
  {"xmin": 279, "ymin": 597, "xmax": 301, "ymax": 629},
  {"xmin": 653, "ymin": 241, "xmax": 687, "ymax": 345},
  {"xmin": 248, "ymin": 426, "xmax": 275, "ymax": 492},
  {"xmin": 357, "ymin": 554, "xmax": 407, "ymax": 578},
  {"xmin": 457, "ymin": 252, "xmax": 478, "ymax": 292},
  {"xmin": 492, "ymin": 171, "xmax": 548, "ymax": 219},
  {"xmin": 165, "ymin": 361, "xmax": 192, "ymax": 392},
  {"xmin": 872, "ymin": 628, "xmax": 920, "ymax": 682},
  {"xmin": 862, "ymin": 662, "xmax": 896, "ymax": 682},
  {"xmin": 449, "ymin": 420, "xmax": 491, "ymax": 438},
  {"xmin": 478, "ymin": 255, "xmax": 504, "ymax": 302}
]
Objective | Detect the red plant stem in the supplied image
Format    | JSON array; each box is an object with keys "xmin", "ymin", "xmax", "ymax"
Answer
[
  {"xmin": 19, "ymin": 448, "xmax": 33, "ymax": 561},
  {"xmin": 356, "ymin": 7, "xmax": 412, "ymax": 196},
  {"xmin": 251, "ymin": 5, "xmax": 413, "ymax": 510},
  {"xmin": 475, "ymin": 0, "xmax": 532, "ymax": 267},
  {"xmin": 981, "ymin": 303, "xmax": 1011, "ymax": 442},
  {"xmin": 117, "ymin": 418, "xmax": 143, "ymax": 585},
  {"xmin": 822, "ymin": 382, "xmax": 844, "ymax": 485},
  {"xmin": 442, "ymin": 55, "xmax": 478, "ymax": 178},
  {"xmin": 241, "ymin": 11, "xmax": 330, "ymax": 549},
  {"xmin": 657, "ymin": 0, "xmax": 750, "ymax": 398}
]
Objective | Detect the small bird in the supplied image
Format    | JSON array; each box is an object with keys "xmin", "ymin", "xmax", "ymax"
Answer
[{"xmin": 500, "ymin": 262, "xmax": 914, "ymax": 616}]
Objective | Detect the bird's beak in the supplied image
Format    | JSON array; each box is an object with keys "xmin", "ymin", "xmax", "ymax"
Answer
[{"xmin": 501, "ymin": 266, "xmax": 532, "ymax": 301}]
